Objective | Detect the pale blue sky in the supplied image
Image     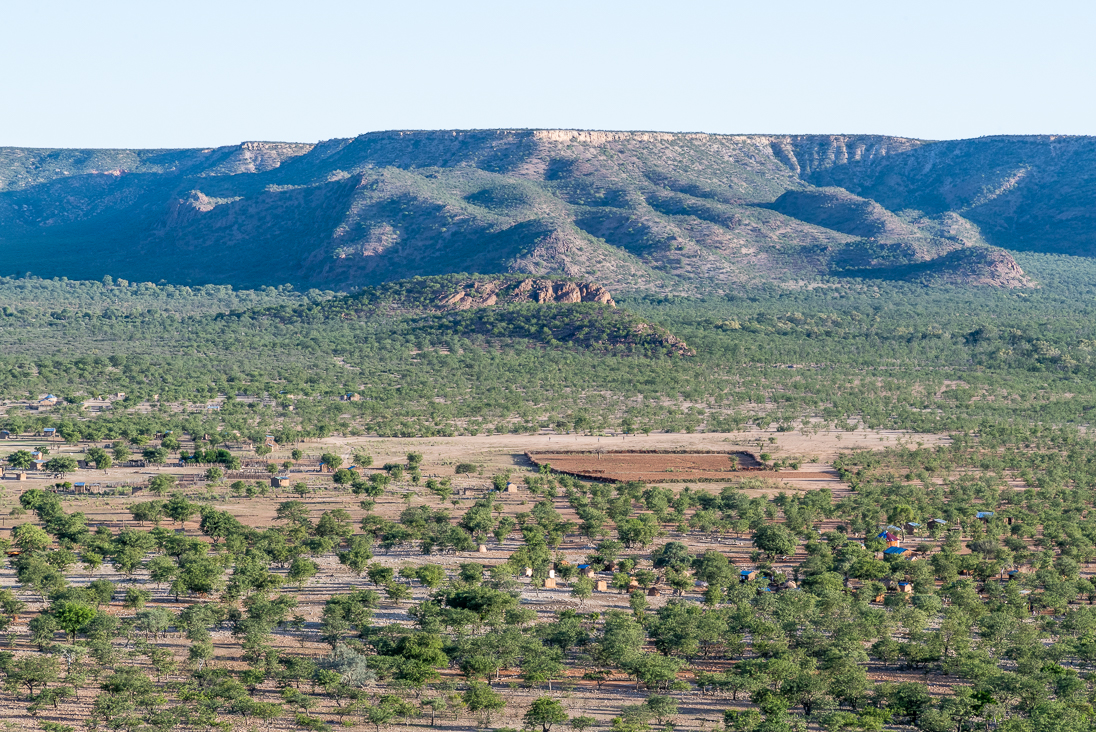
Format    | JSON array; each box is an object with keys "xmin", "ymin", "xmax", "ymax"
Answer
[{"xmin": 3, "ymin": 0, "xmax": 1094, "ymax": 148}]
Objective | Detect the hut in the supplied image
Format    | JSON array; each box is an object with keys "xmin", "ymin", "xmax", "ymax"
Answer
[
  {"xmin": 0, "ymin": 430, "xmax": 10, "ymax": 439},
  {"xmin": 976, "ymin": 511, "xmax": 995, "ymax": 522},
  {"xmin": 270, "ymin": 475, "xmax": 290, "ymax": 488},
  {"xmin": 596, "ymin": 580, "xmax": 609, "ymax": 592},
  {"xmin": 506, "ymin": 482, "xmax": 519, "ymax": 493},
  {"xmin": 477, "ymin": 544, "xmax": 488, "ymax": 554},
  {"xmin": 543, "ymin": 578, "xmax": 557, "ymax": 589},
  {"xmin": 877, "ymin": 531, "xmax": 900, "ymax": 548},
  {"xmin": 740, "ymin": 569, "xmax": 759, "ymax": 582},
  {"xmin": 883, "ymin": 546, "xmax": 909, "ymax": 557},
  {"xmin": 898, "ymin": 582, "xmax": 913, "ymax": 594},
  {"xmin": 578, "ymin": 564, "xmax": 596, "ymax": 578},
  {"xmin": 647, "ymin": 587, "xmax": 661, "ymax": 597},
  {"xmin": 903, "ymin": 522, "xmax": 921, "ymax": 535}
]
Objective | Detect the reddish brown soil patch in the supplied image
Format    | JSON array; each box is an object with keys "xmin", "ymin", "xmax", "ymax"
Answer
[{"xmin": 528, "ymin": 450, "xmax": 761, "ymax": 482}]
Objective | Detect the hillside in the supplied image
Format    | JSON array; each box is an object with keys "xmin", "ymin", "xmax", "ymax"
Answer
[
  {"xmin": 237, "ymin": 274, "xmax": 694, "ymax": 357},
  {"xmin": 6, "ymin": 130, "xmax": 1095, "ymax": 291}
]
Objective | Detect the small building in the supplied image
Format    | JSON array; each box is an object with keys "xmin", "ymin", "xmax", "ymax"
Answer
[
  {"xmin": 883, "ymin": 546, "xmax": 909, "ymax": 557},
  {"xmin": 877, "ymin": 531, "xmax": 900, "ymax": 548},
  {"xmin": 31, "ymin": 460, "xmax": 47, "ymax": 471},
  {"xmin": 271, "ymin": 475, "xmax": 290, "ymax": 488},
  {"xmin": 578, "ymin": 564, "xmax": 596, "ymax": 578},
  {"xmin": 904, "ymin": 522, "xmax": 921, "ymax": 535},
  {"xmin": 505, "ymin": 482, "xmax": 518, "ymax": 493},
  {"xmin": 543, "ymin": 578, "xmax": 557, "ymax": 589},
  {"xmin": 740, "ymin": 569, "xmax": 758, "ymax": 582},
  {"xmin": 343, "ymin": 393, "xmax": 362, "ymax": 402},
  {"xmin": 42, "ymin": 427, "xmax": 56, "ymax": 438},
  {"xmin": 477, "ymin": 544, "xmax": 488, "ymax": 553},
  {"xmin": 0, "ymin": 430, "xmax": 10, "ymax": 439},
  {"xmin": 898, "ymin": 581, "xmax": 913, "ymax": 594},
  {"xmin": 264, "ymin": 435, "xmax": 276, "ymax": 447},
  {"xmin": 976, "ymin": 511, "xmax": 994, "ymax": 522},
  {"xmin": 73, "ymin": 482, "xmax": 87, "ymax": 494},
  {"xmin": 596, "ymin": 580, "xmax": 609, "ymax": 592},
  {"xmin": 647, "ymin": 587, "xmax": 660, "ymax": 597}
]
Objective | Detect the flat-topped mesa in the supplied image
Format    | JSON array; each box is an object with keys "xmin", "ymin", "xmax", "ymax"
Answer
[{"xmin": 436, "ymin": 278, "xmax": 615, "ymax": 311}]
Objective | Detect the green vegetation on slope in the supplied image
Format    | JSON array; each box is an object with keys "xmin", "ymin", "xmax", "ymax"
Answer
[{"xmin": 10, "ymin": 130, "xmax": 1092, "ymax": 292}]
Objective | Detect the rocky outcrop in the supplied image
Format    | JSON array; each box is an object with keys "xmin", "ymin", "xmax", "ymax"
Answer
[
  {"xmin": 436, "ymin": 278, "xmax": 615, "ymax": 311},
  {"xmin": 631, "ymin": 322, "xmax": 696, "ymax": 356},
  {"xmin": 911, "ymin": 247, "xmax": 1033, "ymax": 288}
]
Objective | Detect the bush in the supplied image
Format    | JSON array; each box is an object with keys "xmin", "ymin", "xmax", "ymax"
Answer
[{"xmin": 455, "ymin": 463, "xmax": 478, "ymax": 474}]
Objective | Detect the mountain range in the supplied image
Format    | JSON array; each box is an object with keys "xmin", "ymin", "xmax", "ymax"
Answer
[{"xmin": 3, "ymin": 130, "xmax": 1094, "ymax": 292}]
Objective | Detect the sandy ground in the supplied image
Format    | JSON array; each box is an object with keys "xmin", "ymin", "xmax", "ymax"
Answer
[{"xmin": 0, "ymin": 426, "xmax": 954, "ymax": 731}]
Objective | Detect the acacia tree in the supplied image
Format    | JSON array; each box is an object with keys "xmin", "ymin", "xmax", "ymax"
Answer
[
  {"xmin": 288, "ymin": 557, "xmax": 318, "ymax": 591},
  {"xmin": 5, "ymin": 451, "xmax": 33, "ymax": 469},
  {"xmin": 148, "ymin": 474, "xmax": 177, "ymax": 496},
  {"xmin": 753, "ymin": 524, "xmax": 797, "ymax": 558},
  {"xmin": 524, "ymin": 696, "xmax": 568, "ymax": 732},
  {"xmin": 86, "ymin": 447, "xmax": 112, "ymax": 470},
  {"xmin": 463, "ymin": 681, "xmax": 505, "ymax": 726},
  {"xmin": 164, "ymin": 494, "xmax": 198, "ymax": 526},
  {"xmin": 44, "ymin": 456, "xmax": 78, "ymax": 477},
  {"xmin": 321, "ymin": 453, "xmax": 343, "ymax": 472},
  {"xmin": 53, "ymin": 601, "xmax": 97, "ymax": 642}
]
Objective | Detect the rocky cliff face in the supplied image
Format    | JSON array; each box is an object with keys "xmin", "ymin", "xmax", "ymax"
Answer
[
  {"xmin": 436, "ymin": 278, "xmax": 615, "ymax": 310},
  {"xmin": 2, "ymin": 130, "xmax": 1088, "ymax": 291}
]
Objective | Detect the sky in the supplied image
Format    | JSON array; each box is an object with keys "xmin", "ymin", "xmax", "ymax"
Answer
[{"xmin": 3, "ymin": 0, "xmax": 1094, "ymax": 148}]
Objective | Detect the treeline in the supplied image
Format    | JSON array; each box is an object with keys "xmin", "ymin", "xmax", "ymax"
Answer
[{"xmin": 0, "ymin": 271, "xmax": 1094, "ymax": 438}]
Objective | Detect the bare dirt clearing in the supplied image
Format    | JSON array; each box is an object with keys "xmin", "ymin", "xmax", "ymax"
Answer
[{"xmin": 526, "ymin": 451, "xmax": 759, "ymax": 482}]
